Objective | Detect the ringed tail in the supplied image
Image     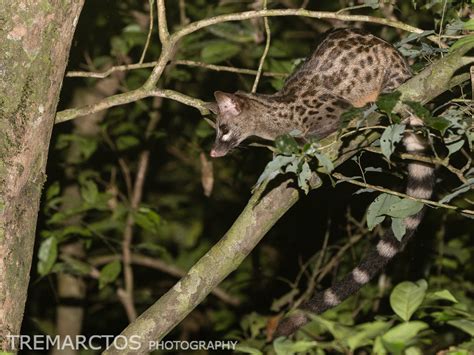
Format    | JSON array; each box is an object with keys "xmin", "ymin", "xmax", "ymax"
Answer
[{"xmin": 274, "ymin": 119, "xmax": 435, "ymax": 337}]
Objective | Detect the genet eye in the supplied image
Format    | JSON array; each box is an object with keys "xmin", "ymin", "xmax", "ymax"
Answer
[{"xmin": 219, "ymin": 124, "xmax": 229, "ymax": 135}]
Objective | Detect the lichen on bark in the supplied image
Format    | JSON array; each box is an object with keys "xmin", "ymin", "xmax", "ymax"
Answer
[{"xmin": 0, "ymin": 1, "xmax": 85, "ymax": 352}]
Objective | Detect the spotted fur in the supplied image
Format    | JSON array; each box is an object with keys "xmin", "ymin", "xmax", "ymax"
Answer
[{"xmin": 208, "ymin": 28, "xmax": 434, "ymax": 336}]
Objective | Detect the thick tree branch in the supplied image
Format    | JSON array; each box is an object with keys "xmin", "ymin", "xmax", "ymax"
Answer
[{"xmin": 156, "ymin": 0, "xmax": 170, "ymax": 45}]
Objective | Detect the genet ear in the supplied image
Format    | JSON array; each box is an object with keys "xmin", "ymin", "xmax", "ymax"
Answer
[
  {"xmin": 204, "ymin": 102, "xmax": 219, "ymax": 114},
  {"xmin": 214, "ymin": 91, "xmax": 242, "ymax": 116}
]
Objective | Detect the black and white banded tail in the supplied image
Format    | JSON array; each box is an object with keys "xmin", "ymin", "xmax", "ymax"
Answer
[{"xmin": 275, "ymin": 117, "xmax": 435, "ymax": 337}]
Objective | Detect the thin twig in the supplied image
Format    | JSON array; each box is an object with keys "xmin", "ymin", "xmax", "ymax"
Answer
[
  {"xmin": 336, "ymin": 4, "xmax": 374, "ymax": 14},
  {"xmin": 172, "ymin": 9, "xmax": 430, "ymax": 42},
  {"xmin": 175, "ymin": 60, "xmax": 286, "ymax": 77},
  {"xmin": 121, "ymin": 110, "xmax": 161, "ymax": 322},
  {"xmin": 364, "ymin": 146, "xmax": 471, "ymax": 185},
  {"xmin": 438, "ymin": 0, "xmax": 448, "ymax": 51},
  {"xmin": 293, "ymin": 226, "xmax": 331, "ymax": 309},
  {"xmin": 102, "ymin": 131, "xmax": 134, "ymax": 198},
  {"xmin": 117, "ymin": 288, "xmax": 137, "ymax": 323},
  {"xmin": 179, "ymin": 0, "xmax": 189, "ymax": 25},
  {"xmin": 252, "ymin": 0, "xmax": 271, "ymax": 93},
  {"xmin": 66, "ymin": 60, "xmax": 287, "ymax": 79},
  {"xmin": 66, "ymin": 62, "xmax": 159, "ymax": 78},
  {"xmin": 139, "ymin": 1, "xmax": 155, "ymax": 63},
  {"xmin": 316, "ymin": 234, "xmax": 365, "ymax": 284},
  {"xmin": 332, "ymin": 172, "xmax": 474, "ymax": 216}
]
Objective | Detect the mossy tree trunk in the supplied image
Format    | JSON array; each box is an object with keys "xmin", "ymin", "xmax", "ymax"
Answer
[{"xmin": 0, "ymin": 1, "xmax": 84, "ymax": 352}]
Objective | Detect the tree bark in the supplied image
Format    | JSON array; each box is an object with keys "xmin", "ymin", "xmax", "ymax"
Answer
[{"xmin": 0, "ymin": 1, "xmax": 84, "ymax": 352}]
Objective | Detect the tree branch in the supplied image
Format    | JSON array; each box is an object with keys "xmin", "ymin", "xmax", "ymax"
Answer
[
  {"xmin": 66, "ymin": 60, "xmax": 287, "ymax": 79},
  {"xmin": 172, "ymin": 9, "xmax": 427, "ymax": 40},
  {"xmin": 251, "ymin": 0, "xmax": 271, "ymax": 93},
  {"xmin": 156, "ymin": 0, "xmax": 169, "ymax": 45},
  {"xmin": 58, "ymin": 9, "xmax": 430, "ymax": 122},
  {"xmin": 332, "ymin": 172, "xmax": 474, "ymax": 216},
  {"xmin": 55, "ymin": 89, "xmax": 209, "ymax": 123}
]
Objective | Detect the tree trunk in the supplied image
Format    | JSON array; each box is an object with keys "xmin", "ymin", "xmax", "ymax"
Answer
[{"xmin": 0, "ymin": 1, "xmax": 84, "ymax": 352}]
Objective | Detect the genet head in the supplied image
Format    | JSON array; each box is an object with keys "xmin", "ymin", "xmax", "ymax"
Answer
[{"xmin": 208, "ymin": 91, "xmax": 253, "ymax": 158}]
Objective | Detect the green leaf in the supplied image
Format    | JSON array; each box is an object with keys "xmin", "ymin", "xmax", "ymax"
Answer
[
  {"xmin": 446, "ymin": 139, "xmax": 465, "ymax": 156},
  {"xmin": 116, "ymin": 135, "xmax": 140, "ymax": 151},
  {"xmin": 134, "ymin": 207, "xmax": 162, "ymax": 235},
  {"xmin": 386, "ymin": 198, "xmax": 424, "ymax": 218},
  {"xmin": 275, "ymin": 134, "xmax": 299, "ymax": 154},
  {"xmin": 297, "ymin": 161, "xmax": 312, "ymax": 194},
  {"xmin": 80, "ymin": 180, "xmax": 99, "ymax": 204},
  {"xmin": 377, "ymin": 91, "xmax": 401, "ymax": 116},
  {"xmin": 381, "ymin": 321, "xmax": 428, "ymax": 354},
  {"xmin": 449, "ymin": 34, "xmax": 474, "ymax": 52},
  {"xmin": 404, "ymin": 101, "xmax": 432, "ymax": 120},
  {"xmin": 347, "ymin": 321, "xmax": 391, "ymax": 351},
  {"xmin": 38, "ymin": 237, "xmax": 58, "ymax": 276},
  {"xmin": 391, "ymin": 217, "xmax": 407, "ymax": 241},
  {"xmin": 367, "ymin": 194, "xmax": 401, "ymax": 230},
  {"xmin": 390, "ymin": 280, "xmax": 428, "ymax": 321},
  {"xmin": 60, "ymin": 225, "xmax": 93, "ymax": 238},
  {"xmin": 309, "ymin": 315, "xmax": 353, "ymax": 340},
  {"xmin": 201, "ymin": 41, "xmax": 240, "ymax": 64},
  {"xmin": 426, "ymin": 289, "xmax": 458, "ymax": 303},
  {"xmin": 405, "ymin": 346, "xmax": 423, "ymax": 355},
  {"xmin": 448, "ymin": 319, "xmax": 474, "ymax": 336},
  {"xmin": 464, "ymin": 19, "xmax": 474, "ymax": 30},
  {"xmin": 240, "ymin": 312, "xmax": 267, "ymax": 339},
  {"xmin": 380, "ymin": 124, "xmax": 406, "ymax": 160},
  {"xmin": 425, "ymin": 116, "xmax": 451, "ymax": 134},
  {"xmin": 62, "ymin": 256, "xmax": 93, "ymax": 276},
  {"xmin": 405, "ymin": 101, "xmax": 450, "ymax": 134},
  {"xmin": 373, "ymin": 336, "xmax": 388, "ymax": 355},
  {"xmin": 315, "ymin": 152, "xmax": 334, "ymax": 173},
  {"xmin": 46, "ymin": 181, "xmax": 61, "ymax": 201},
  {"xmin": 439, "ymin": 178, "xmax": 474, "ymax": 203},
  {"xmin": 256, "ymin": 155, "xmax": 297, "ymax": 186},
  {"xmin": 99, "ymin": 260, "xmax": 122, "ymax": 289},
  {"xmin": 55, "ymin": 134, "xmax": 98, "ymax": 162},
  {"xmin": 273, "ymin": 337, "xmax": 318, "ymax": 355}
]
